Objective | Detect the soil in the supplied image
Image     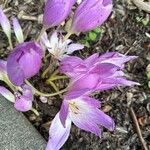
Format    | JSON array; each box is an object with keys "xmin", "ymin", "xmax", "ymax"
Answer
[{"xmin": 0, "ymin": 0, "xmax": 150, "ymax": 150}]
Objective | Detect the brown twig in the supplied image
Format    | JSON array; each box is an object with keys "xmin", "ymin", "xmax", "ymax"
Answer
[
  {"xmin": 129, "ymin": 107, "xmax": 148, "ymax": 150},
  {"xmin": 132, "ymin": 0, "xmax": 150, "ymax": 13}
]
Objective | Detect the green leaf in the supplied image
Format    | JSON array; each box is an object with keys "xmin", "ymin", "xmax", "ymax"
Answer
[
  {"xmin": 93, "ymin": 27, "xmax": 102, "ymax": 33},
  {"xmin": 147, "ymin": 72, "xmax": 150, "ymax": 80},
  {"xmin": 84, "ymin": 41, "xmax": 90, "ymax": 48},
  {"xmin": 148, "ymin": 81, "xmax": 150, "ymax": 88},
  {"xmin": 136, "ymin": 16, "xmax": 142, "ymax": 22},
  {"xmin": 142, "ymin": 18, "xmax": 149, "ymax": 26},
  {"xmin": 88, "ymin": 32, "xmax": 97, "ymax": 41}
]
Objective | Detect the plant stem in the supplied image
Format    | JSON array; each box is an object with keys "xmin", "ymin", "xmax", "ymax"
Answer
[
  {"xmin": 46, "ymin": 75, "xmax": 68, "ymax": 83},
  {"xmin": 25, "ymin": 80, "xmax": 68, "ymax": 97},
  {"xmin": 41, "ymin": 65, "xmax": 51, "ymax": 78},
  {"xmin": 8, "ymin": 37, "xmax": 13, "ymax": 50},
  {"xmin": 130, "ymin": 107, "xmax": 148, "ymax": 150},
  {"xmin": 50, "ymin": 69, "xmax": 59, "ymax": 77},
  {"xmin": 36, "ymin": 27, "xmax": 46, "ymax": 42},
  {"xmin": 31, "ymin": 108, "xmax": 40, "ymax": 116},
  {"xmin": 49, "ymin": 81, "xmax": 59, "ymax": 92},
  {"xmin": 64, "ymin": 32, "xmax": 73, "ymax": 41}
]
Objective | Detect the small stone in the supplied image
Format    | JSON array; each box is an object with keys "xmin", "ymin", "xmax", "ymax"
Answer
[
  {"xmin": 146, "ymin": 64, "xmax": 150, "ymax": 72},
  {"xmin": 102, "ymin": 105, "xmax": 112, "ymax": 113}
]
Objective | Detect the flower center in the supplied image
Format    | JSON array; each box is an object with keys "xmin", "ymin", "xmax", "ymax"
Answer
[{"xmin": 69, "ymin": 101, "xmax": 80, "ymax": 115}]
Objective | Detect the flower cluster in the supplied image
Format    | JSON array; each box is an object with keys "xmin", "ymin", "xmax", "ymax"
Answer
[
  {"xmin": 0, "ymin": 1, "xmax": 139, "ymax": 150},
  {"xmin": 46, "ymin": 52, "xmax": 139, "ymax": 150}
]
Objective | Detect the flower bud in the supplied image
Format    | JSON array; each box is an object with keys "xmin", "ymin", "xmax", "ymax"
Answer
[
  {"xmin": 7, "ymin": 41, "xmax": 43, "ymax": 86},
  {"xmin": 43, "ymin": 0, "xmax": 76, "ymax": 29},
  {"xmin": 14, "ymin": 85, "xmax": 33, "ymax": 112},
  {"xmin": 71, "ymin": 0, "xmax": 113, "ymax": 33}
]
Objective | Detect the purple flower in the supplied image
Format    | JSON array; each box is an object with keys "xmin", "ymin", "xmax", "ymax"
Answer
[
  {"xmin": 60, "ymin": 52, "xmax": 139, "ymax": 98},
  {"xmin": 7, "ymin": 41, "xmax": 43, "ymax": 86},
  {"xmin": 0, "ymin": 60, "xmax": 34, "ymax": 111},
  {"xmin": 71, "ymin": 0, "xmax": 113, "ymax": 33},
  {"xmin": 43, "ymin": 0, "xmax": 76, "ymax": 29},
  {"xmin": 40, "ymin": 31, "xmax": 84, "ymax": 60},
  {"xmin": 47, "ymin": 96, "xmax": 114, "ymax": 150},
  {"xmin": 0, "ymin": 83, "xmax": 34, "ymax": 112},
  {"xmin": 14, "ymin": 85, "xmax": 33, "ymax": 112}
]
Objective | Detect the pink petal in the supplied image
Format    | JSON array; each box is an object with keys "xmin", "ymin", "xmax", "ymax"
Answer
[
  {"xmin": 99, "ymin": 52, "xmax": 138, "ymax": 68},
  {"xmin": 96, "ymin": 109, "xmax": 115, "ymax": 131},
  {"xmin": 0, "ymin": 86, "xmax": 15, "ymax": 102},
  {"xmin": 46, "ymin": 113, "xmax": 71, "ymax": 150},
  {"xmin": 59, "ymin": 100, "xmax": 69, "ymax": 127},
  {"xmin": 0, "ymin": 7, "xmax": 11, "ymax": 39},
  {"xmin": 67, "ymin": 43, "xmax": 84, "ymax": 54},
  {"xmin": 14, "ymin": 95, "xmax": 32, "ymax": 112}
]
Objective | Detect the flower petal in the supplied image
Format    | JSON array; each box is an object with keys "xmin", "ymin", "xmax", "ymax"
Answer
[
  {"xmin": 90, "ymin": 63, "xmax": 119, "ymax": 78},
  {"xmin": 69, "ymin": 98, "xmax": 102, "ymax": 136},
  {"xmin": 72, "ymin": 115, "xmax": 101, "ymax": 136},
  {"xmin": 96, "ymin": 77, "xmax": 139, "ymax": 91},
  {"xmin": 13, "ymin": 17, "xmax": 24, "ymax": 43},
  {"xmin": 40, "ymin": 31, "xmax": 51, "ymax": 49},
  {"xmin": 72, "ymin": 0, "xmax": 112, "ymax": 32},
  {"xmin": 0, "ymin": 60, "xmax": 7, "ymax": 80},
  {"xmin": 0, "ymin": 86, "xmax": 15, "ymax": 102},
  {"xmin": 14, "ymin": 95, "xmax": 32, "ymax": 112},
  {"xmin": 0, "ymin": 7, "xmax": 11, "ymax": 39},
  {"xmin": 99, "ymin": 52, "xmax": 137, "ymax": 68},
  {"xmin": 19, "ymin": 49, "xmax": 42, "ymax": 78},
  {"xmin": 81, "ymin": 96, "xmax": 101, "ymax": 108},
  {"xmin": 43, "ymin": 0, "xmax": 76, "ymax": 29},
  {"xmin": 69, "ymin": 73, "xmax": 100, "ymax": 91},
  {"xmin": 59, "ymin": 100, "xmax": 69, "ymax": 127},
  {"xmin": 67, "ymin": 43, "xmax": 84, "ymax": 54},
  {"xmin": 46, "ymin": 113, "xmax": 71, "ymax": 150},
  {"xmin": 7, "ymin": 52, "xmax": 25, "ymax": 86},
  {"xmin": 84, "ymin": 53, "xmax": 99, "ymax": 66},
  {"xmin": 95, "ymin": 109, "xmax": 115, "ymax": 131}
]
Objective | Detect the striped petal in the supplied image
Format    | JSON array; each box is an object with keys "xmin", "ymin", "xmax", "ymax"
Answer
[{"xmin": 13, "ymin": 17, "xmax": 24, "ymax": 43}]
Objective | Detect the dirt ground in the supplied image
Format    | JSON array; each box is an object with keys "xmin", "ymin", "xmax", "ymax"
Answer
[{"xmin": 0, "ymin": 0, "xmax": 150, "ymax": 150}]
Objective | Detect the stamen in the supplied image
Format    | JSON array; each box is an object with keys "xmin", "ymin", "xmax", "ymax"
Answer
[{"xmin": 69, "ymin": 101, "xmax": 80, "ymax": 114}]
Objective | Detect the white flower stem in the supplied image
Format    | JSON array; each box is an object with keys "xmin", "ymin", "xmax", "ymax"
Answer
[
  {"xmin": 64, "ymin": 31, "xmax": 73, "ymax": 41},
  {"xmin": 36, "ymin": 27, "xmax": 46, "ymax": 42},
  {"xmin": 8, "ymin": 36, "xmax": 13, "ymax": 49}
]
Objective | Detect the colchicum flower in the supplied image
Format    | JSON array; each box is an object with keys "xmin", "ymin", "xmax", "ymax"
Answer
[
  {"xmin": 7, "ymin": 41, "xmax": 43, "ymax": 86},
  {"xmin": 71, "ymin": 0, "xmax": 113, "ymax": 33},
  {"xmin": 46, "ymin": 95, "xmax": 115, "ymax": 150},
  {"xmin": 14, "ymin": 85, "xmax": 34, "ymax": 112},
  {"xmin": 43, "ymin": 0, "xmax": 76, "ymax": 29},
  {"xmin": 40, "ymin": 31, "xmax": 84, "ymax": 60},
  {"xmin": 0, "ymin": 84, "xmax": 33, "ymax": 112},
  {"xmin": 60, "ymin": 52, "xmax": 139, "ymax": 98},
  {"xmin": 0, "ymin": 60, "xmax": 34, "ymax": 111}
]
